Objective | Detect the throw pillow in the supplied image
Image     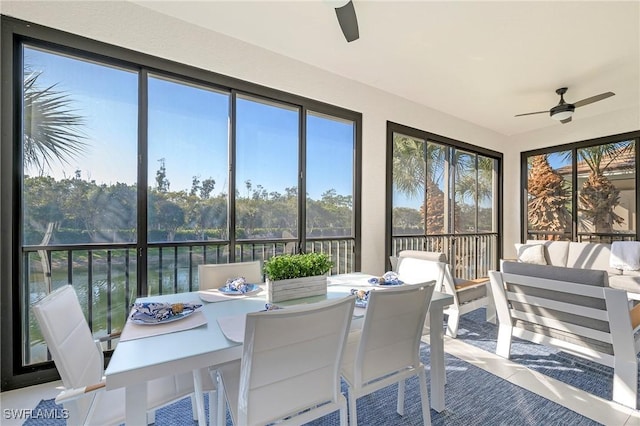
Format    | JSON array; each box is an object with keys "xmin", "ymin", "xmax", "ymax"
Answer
[{"xmin": 515, "ymin": 243, "xmax": 547, "ymax": 265}]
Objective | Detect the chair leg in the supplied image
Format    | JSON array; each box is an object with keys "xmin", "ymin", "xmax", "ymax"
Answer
[
  {"xmin": 496, "ymin": 324, "xmax": 513, "ymax": 359},
  {"xmin": 146, "ymin": 410, "xmax": 156, "ymax": 425},
  {"xmin": 445, "ymin": 310, "xmax": 460, "ymax": 338},
  {"xmin": 396, "ymin": 378, "xmax": 405, "ymax": 416},
  {"xmin": 418, "ymin": 369, "xmax": 432, "ymax": 426},
  {"xmin": 348, "ymin": 389, "xmax": 358, "ymax": 426},
  {"xmin": 192, "ymin": 369, "xmax": 206, "ymax": 426},
  {"xmin": 216, "ymin": 371, "xmax": 226, "ymax": 426},
  {"xmin": 339, "ymin": 395, "xmax": 349, "ymax": 426},
  {"xmin": 208, "ymin": 390, "xmax": 216, "ymax": 426},
  {"xmin": 190, "ymin": 394, "xmax": 197, "ymax": 421}
]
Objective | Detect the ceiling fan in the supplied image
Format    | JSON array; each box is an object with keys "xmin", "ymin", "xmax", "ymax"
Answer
[
  {"xmin": 329, "ymin": 0, "xmax": 359, "ymax": 42},
  {"xmin": 515, "ymin": 87, "xmax": 615, "ymax": 124}
]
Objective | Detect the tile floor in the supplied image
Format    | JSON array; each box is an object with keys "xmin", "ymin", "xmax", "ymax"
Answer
[{"xmin": 2, "ymin": 335, "xmax": 640, "ymax": 425}]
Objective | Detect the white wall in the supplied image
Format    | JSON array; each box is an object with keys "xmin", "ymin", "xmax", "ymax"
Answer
[{"xmin": 2, "ymin": 1, "xmax": 638, "ymax": 271}]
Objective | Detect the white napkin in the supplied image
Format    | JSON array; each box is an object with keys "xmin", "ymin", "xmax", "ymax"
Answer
[{"xmin": 198, "ymin": 286, "xmax": 262, "ymax": 303}]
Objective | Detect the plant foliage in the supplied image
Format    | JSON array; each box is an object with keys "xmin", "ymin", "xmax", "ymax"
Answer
[{"xmin": 264, "ymin": 252, "xmax": 333, "ymax": 281}]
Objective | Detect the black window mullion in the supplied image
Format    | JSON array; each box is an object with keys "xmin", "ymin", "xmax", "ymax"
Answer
[
  {"xmin": 137, "ymin": 69, "xmax": 149, "ymax": 297},
  {"xmin": 572, "ymin": 147, "xmax": 578, "ymax": 241},
  {"xmin": 229, "ymin": 91, "xmax": 237, "ymax": 262},
  {"xmin": 299, "ymin": 107, "xmax": 307, "ymax": 253},
  {"xmin": 636, "ymin": 138, "xmax": 640, "ymax": 241}
]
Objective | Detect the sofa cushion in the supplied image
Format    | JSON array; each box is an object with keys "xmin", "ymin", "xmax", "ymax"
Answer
[
  {"xmin": 502, "ymin": 261, "xmax": 609, "ymax": 288},
  {"xmin": 609, "ymin": 275, "xmax": 640, "ymax": 293},
  {"xmin": 525, "ymin": 240, "xmax": 570, "ymax": 267},
  {"xmin": 566, "ymin": 242, "xmax": 617, "ymax": 274},
  {"xmin": 515, "ymin": 243, "xmax": 547, "ymax": 265}
]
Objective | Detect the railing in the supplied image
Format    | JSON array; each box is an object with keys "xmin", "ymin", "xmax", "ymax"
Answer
[
  {"xmin": 391, "ymin": 233, "xmax": 499, "ymax": 280},
  {"xmin": 526, "ymin": 231, "xmax": 637, "ymax": 243},
  {"xmin": 21, "ymin": 237, "xmax": 355, "ymax": 367}
]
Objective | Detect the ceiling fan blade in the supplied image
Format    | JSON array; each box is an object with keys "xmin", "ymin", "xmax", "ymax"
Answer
[
  {"xmin": 573, "ymin": 92, "xmax": 615, "ymax": 108},
  {"xmin": 560, "ymin": 117, "xmax": 572, "ymax": 124},
  {"xmin": 335, "ymin": 1, "xmax": 359, "ymax": 42},
  {"xmin": 514, "ymin": 110, "xmax": 548, "ymax": 117}
]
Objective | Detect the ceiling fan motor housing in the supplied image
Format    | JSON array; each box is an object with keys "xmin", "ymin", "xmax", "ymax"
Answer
[{"xmin": 550, "ymin": 102, "xmax": 575, "ymax": 120}]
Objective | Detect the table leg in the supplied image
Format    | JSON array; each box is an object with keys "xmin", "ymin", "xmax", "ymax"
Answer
[
  {"xmin": 125, "ymin": 382, "xmax": 148, "ymax": 425},
  {"xmin": 429, "ymin": 305, "xmax": 446, "ymax": 412}
]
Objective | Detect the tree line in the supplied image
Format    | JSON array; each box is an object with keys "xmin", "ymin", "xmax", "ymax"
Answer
[{"xmin": 24, "ymin": 170, "xmax": 353, "ymax": 245}]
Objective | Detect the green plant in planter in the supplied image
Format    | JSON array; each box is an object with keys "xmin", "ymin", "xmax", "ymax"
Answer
[{"xmin": 264, "ymin": 252, "xmax": 334, "ymax": 281}]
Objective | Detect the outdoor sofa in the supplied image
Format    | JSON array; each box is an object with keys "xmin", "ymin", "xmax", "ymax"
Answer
[
  {"xmin": 514, "ymin": 240, "xmax": 640, "ymax": 299},
  {"xmin": 489, "ymin": 261, "xmax": 640, "ymax": 409}
]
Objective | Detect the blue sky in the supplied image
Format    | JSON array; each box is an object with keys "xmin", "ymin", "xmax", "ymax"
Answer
[{"xmin": 24, "ymin": 45, "xmax": 354, "ymax": 200}]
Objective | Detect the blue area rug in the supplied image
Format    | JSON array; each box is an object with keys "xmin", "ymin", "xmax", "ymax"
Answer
[
  {"xmin": 456, "ymin": 307, "xmax": 637, "ymax": 407},
  {"xmin": 24, "ymin": 319, "xmax": 601, "ymax": 426}
]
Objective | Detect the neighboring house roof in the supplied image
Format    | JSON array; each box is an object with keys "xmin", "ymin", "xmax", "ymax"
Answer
[{"xmin": 554, "ymin": 147, "xmax": 635, "ymax": 177}]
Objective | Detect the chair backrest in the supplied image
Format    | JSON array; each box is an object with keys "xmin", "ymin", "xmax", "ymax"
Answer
[
  {"xmin": 32, "ymin": 285, "xmax": 102, "ymax": 421},
  {"xmin": 198, "ymin": 260, "xmax": 262, "ymax": 290},
  {"xmin": 396, "ymin": 254, "xmax": 445, "ymax": 287},
  {"xmin": 390, "ymin": 250, "xmax": 448, "ymax": 273},
  {"xmin": 238, "ymin": 296, "xmax": 355, "ymax": 425},
  {"xmin": 354, "ymin": 282, "xmax": 435, "ymax": 385}
]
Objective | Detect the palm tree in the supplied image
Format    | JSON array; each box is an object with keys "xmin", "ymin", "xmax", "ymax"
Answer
[
  {"xmin": 23, "ymin": 68, "xmax": 87, "ymax": 292},
  {"xmin": 577, "ymin": 141, "xmax": 634, "ymax": 234},
  {"xmin": 392, "ymin": 135, "xmax": 496, "ymax": 234},
  {"xmin": 392, "ymin": 135, "xmax": 447, "ymax": 233},
  {"xmin": 527, "ymin": 154, "xmax": 572, "ymax": 239},
  {"xmin": 23, "ymin": 69, "xmax": 87, "ymax": 174}
]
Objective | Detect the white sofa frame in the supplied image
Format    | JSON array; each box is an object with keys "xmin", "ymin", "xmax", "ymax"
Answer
[{"xmin": 489, "ymin": 263, "xmax": 640, "ymax": 409}]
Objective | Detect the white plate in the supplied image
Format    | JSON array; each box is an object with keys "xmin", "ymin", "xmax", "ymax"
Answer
[
  {"xmin": 369, "ymin": 279, "xmax": 404, "ymax": 286},
  {"xmin": 129, "ymin": 302, "xmax": 201, "ymax": 325},
  {"xmin": 218, "ymin": 283, "xmax": 262, "ymax": 296}
]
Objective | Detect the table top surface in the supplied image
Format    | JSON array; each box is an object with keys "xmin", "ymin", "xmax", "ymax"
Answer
[{"xmin": 104, "ymin": 273, "xmax": 452, "ymax": 389}]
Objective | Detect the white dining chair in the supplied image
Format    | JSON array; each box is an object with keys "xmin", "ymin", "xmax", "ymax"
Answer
[
  {"xmin": 213, "ymin": 295, "xmax": 356, "ymax": 426},
  {"xmin": 341, "ymin": 282, "xmax": 436, "ymax": 426},
  {"xmin": 198, "ymin": 260, "xmax": 263, "ymax": 290},
  {"xmin": 393, "ymin": 250, "xmax": 492, "ymax": 338},
  {"xmin": 32, "ymin": 285, "xmax": 215, "ymax": 426}
]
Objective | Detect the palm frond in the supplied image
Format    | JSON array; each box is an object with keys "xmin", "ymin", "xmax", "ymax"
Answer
[{"xmin": 23, "ymin": 70, "xmax": 87, "ymax": 173}]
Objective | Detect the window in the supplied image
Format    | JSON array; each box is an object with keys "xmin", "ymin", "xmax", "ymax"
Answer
[
  {"xmin": 525, "ymin": 151, "xmax": 572, "ymax": 240},
  {"xmin": 147, "ymin": 75, "xmax": 230, "ymax": 243},
  {"xmin": 523, "ymin": 134, "xmax": 638, "ymax": 243},
  {"xmin": 235, "ymin": 95, "xmax": 299, "ymax": 240},
  {"xmin": 22, "ymin": 45, "xmax": 138, "ymax": 365},
  {"xmin": 1, "ymin": 18, "xmax": 361, "ymax": 389},
  {"xmin": 387, "ymin": 122, "xmax": 502, "ymax": 280}
]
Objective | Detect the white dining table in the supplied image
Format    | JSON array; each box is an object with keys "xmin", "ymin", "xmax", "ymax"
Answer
[{"xmin": 104, "ymin": 273, "xmax": 453, "ymax": 424}]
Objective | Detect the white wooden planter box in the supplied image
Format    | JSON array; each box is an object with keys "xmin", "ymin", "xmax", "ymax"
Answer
[{"xmin": 266, "ymin": 275, "xmax": 328, "ymax": 303}]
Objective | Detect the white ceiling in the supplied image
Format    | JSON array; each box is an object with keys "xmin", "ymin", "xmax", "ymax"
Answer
[{"xmin": 133, "ymin": 0, "xmax": 639, "ymax": 137}]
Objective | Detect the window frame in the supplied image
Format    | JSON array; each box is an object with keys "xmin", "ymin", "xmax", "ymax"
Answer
[
  {"xmin": 385, "ymin": 121, "xmax": 504, "ymax": 273},
  {"xmin": 520, "ymin": 131, "xmax": 640, "ymax": 243},
  {"xmin": 1, "ymin": 16, "xmax": 362, "ymax": 390}
]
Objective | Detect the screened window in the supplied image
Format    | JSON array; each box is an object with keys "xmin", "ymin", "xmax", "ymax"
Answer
[
  {"xmin": 4, "ymin": 23, "xmax": 360, "ymax": 389},
  {"xmin": 388, "ymin": 123, "xmax": 501, "ymax": 280},
  {"xmin": 306, "ymin": 111, "xmax": 355, "ymax": 238},
  {"xmin": 523, "ymin": 136, "xmax": 638, "ymax": 243},
  {"xmin": 235, "ymin": 95, "xmax": 299, "ymax": 240},
  {"xmin": 147, "ymin": 75, "xmax": 230, "ymax": 243}
]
